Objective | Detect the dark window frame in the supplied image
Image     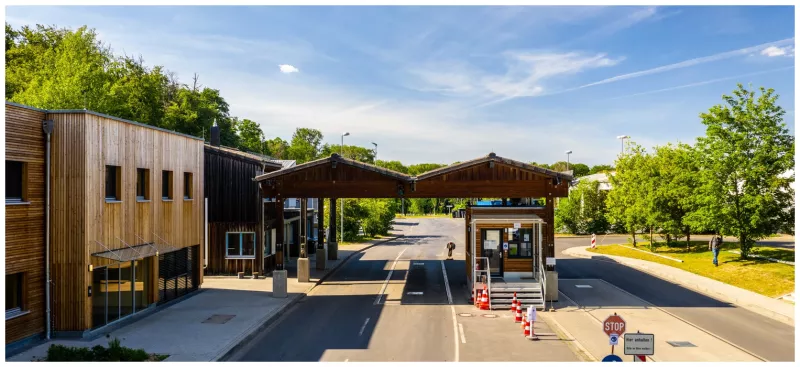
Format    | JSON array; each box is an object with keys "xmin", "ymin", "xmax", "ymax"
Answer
[
  {"xmin": 162, "ymin": 170, "xmax": 173, "ymax": 200},
  {"xmin": 105, "ymin": 165, "xmax": 121, "ymax": 201},
  {"xmin": 136, "ymin": 168, "xmax": 150, "ymax": 201},
  {"xmin": 6, "ymin": 160, "xmax": 27, "ymax": 203},
  {"xmin": 183, "ymin": 172, "xmax": 193, "ymax": 200},
  {"xmin": 6, "ymin": 272, "xmax": 26, "ymax": 320},
  {"xmin": 506, "ymin": 227, "xmax": 534, "ymax": 258}
]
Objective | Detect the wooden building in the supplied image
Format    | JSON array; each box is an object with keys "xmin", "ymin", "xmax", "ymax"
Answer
[
  {"xmin": 5, "ymin": 102, "xmax": 205, "ymax": 347},
  {"xmin": 5, "ymin": 103, "xmax": 47, "ymax": 350},
  {"xmin": 203, "ymin": 126, "xmax": 283, "ymax": 275}
]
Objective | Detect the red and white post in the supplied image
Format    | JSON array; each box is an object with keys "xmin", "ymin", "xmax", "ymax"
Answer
[{"xmin": 590, "ymin": 233, "xmax": 596, "ymax": 249}]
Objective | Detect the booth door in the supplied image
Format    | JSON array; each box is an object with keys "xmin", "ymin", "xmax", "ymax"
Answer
[{"xmin": 482, "ymin": 229, "xmax": 503, "ymax": 277}]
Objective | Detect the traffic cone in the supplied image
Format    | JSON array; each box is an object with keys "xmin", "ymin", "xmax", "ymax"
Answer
[
  {"xmin": 479, "ymin": 289, "xmax": 490, "ymax": 310},
  {"xmin": 524, "ymin": 318, "xmax": 531, "ymax": 337},
  {"xmin": 521, "ymin": 313, "xmax": 527, "ymax": 334},
  {"xmin": 511, "ymin": 292, "xmax": 518, "ymax": 313},
  {"xmin": 514, "ymin": 302, "xmax": 522, "ymax": 323}
]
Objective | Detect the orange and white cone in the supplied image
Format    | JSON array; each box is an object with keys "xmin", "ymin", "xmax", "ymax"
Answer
[
  {"xmin": 521, "ymin": 313, "xmax": 527, "ymax": 334},
  {"xmin": 515, "ymin": 302, "xmax": 522, "ymax": 323},
  {"xmin": 480, "ymin": 289, "xmax": 490, "ymax": 310},
  {"xmin": 511, "ymin": 292, "xmax": 518, "ymax": 313},
  {"xmin": 524, "ymin": 318, "xmax": 531, "ymax": 337}
]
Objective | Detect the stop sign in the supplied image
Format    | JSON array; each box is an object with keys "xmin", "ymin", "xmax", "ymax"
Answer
[{"xmin": 603, "ymin": 314, "xmax": 626, "ymax": 336}]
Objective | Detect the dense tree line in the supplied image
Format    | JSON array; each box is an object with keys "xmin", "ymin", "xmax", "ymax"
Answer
[{"xmin": 556, "ymin": 85, "xmax": 794, "ymax": 258}]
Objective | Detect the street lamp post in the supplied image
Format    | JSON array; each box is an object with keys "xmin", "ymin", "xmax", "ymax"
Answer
[
  {"xmin": 371, "ymin": 142, "xmax": 378, "ymax": 162},
  {"xmin": 341, "ymin": 132, "xmax": 350, "ymax": 243},
  {"xmin": 616, "ymin": 135, "xmax": 630, "ymax": 154},
  {"xmin": 565, "ymin": 150, "xmax": 572, "ymax": 172}
]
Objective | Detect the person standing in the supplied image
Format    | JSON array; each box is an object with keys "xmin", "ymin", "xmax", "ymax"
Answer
[{"xmin": 709, "ymin": 234, "xmax": 722, "ymax": 267}]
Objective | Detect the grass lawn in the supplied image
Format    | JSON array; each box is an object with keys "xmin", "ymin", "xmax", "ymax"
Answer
[{"xmin": 587, "ymin": 241, "xmax": 795, "ymax": 298}]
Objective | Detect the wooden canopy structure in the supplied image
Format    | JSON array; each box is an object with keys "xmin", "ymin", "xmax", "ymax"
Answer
[{"xmin": 253, "ymin": 152, "xmax": 572, "ymax": 199}]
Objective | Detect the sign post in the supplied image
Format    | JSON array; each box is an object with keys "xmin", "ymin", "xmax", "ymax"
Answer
[
  {"xmin": 624, "ymin": 331, "xmax": 654, "ymax": 362},
  {"xmin": 603, "ymin": 313, "xmax": 626, "ymax": 355}
]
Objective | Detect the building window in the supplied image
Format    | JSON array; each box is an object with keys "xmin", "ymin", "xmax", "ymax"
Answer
[
  {"xmin": 105, "ymin": 165, "xmax": 121, "ymax": 201},
  {"xmin": 6, "ymin": 273, "xmax": 25, "ymax": 319},
  {"xmin": 162, "ymin": 171, "xmax": 173, "ymax": 200},
  {"xmin": 226, "ymin": 232, "xmax": 256, "ymax": 259},
  {"xmin": 507, "ymin": 228, "xmax": 533, "ymax": 258},
  {"xmin": 6, "ymin": 160, "xmax": 26, "ymax": 203},
  {"xmin": 183, "ymin": 172, "xmax": 193, "ymax": 200},
  {"xmin": 136, "ymin": 168, "xmax": 150, "ymax": 200}
]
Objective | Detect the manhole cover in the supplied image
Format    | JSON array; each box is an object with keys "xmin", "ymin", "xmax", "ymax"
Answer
[
  {"xmin": 202, "ymin": 314, "xmax": 236, "ymax": 324},
  {"xmin": 458, "ymin": 313, "xmax": 474, "ymax": 317},
  {"xmin": 481, "ymin": 314, "xmax": 498, "ymax": 318},
  {"xmin": 666, "ymin": 341, "xmax": 696, "ymax": 347}
]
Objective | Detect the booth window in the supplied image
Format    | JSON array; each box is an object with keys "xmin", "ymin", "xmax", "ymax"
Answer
[
  {"xmin": 226, "ymin": 232, "xmax": 256, "ymax": 259},
  {"xmin": 162, "ymin": 171, "xmax": 173, "ymax": 200},
  {"xmin": 183, "ymin": 172, "xmax": 193, "ymax": 200},
  {"xmin": 136, "ymin": 168, "xmax": 150, "ymax": 200},
  {"xmin": 507, "ymin": 228, "xmax": 534, "ymax": 258}
]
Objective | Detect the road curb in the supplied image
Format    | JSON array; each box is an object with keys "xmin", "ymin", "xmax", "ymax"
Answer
[
  {"xmin": 538, "ymin": 313, "xmax": 597, "ymax": 362},
  {"xmin": 214, "ymin": 234, "xmax": 404, "ymax": 361},
  {"xmin": 563, "ymin": 247, "xmax": 795, "ymax": 327}
]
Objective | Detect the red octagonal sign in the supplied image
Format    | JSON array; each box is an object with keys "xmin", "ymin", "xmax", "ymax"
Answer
[{"xmin": 603, "ymin": 314, "xmax": 626, "ymax": 336}]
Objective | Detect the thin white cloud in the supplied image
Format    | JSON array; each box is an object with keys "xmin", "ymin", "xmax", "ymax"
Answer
[
  {"xmin": 761, "ymin": 45, "xmax": 794, "ymax": 57},
  {"xmin": 606, "ymin": 66, "xmax": 795, "ymax": 100},
  {"xmin": 409, "ymin": 51, "xmax": 622, "ymax": 105},
  {"xmin": 575, "ymin": 37, "xmax": 795, "ymax": 90},
  {"xmin": 279, "ymin": 64, "xmax": 300, "ymax": 73}
]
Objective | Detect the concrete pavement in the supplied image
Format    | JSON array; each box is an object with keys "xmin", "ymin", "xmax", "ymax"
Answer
[
  {"xmin": 7, "ymin": 237, "xmax": 396, "ymax": 362},
  {"xmin": 554, "ymin": 240, "xmax": 795, "ymax": 361},
  {"xmin": 564, "ymin": 245, "xmax": 795, "ymax": 326},
  {"xmin": 232, "ymin": 218, "xmax": 580, "ymax": 362}
]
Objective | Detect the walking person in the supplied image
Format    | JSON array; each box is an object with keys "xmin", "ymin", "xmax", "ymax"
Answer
[
  {"xmin": 446, "ymin": 241, "xmax": 456, "ymax": 259},
  {"xmin": 709, "ymin": 233, "xmax": 722, "ymax": 267}
]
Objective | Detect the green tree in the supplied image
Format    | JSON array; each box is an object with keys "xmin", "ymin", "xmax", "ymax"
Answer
[
  {"xmin": 375, "ymin": 160, "xmax": 409, "ymax": 174},
  {"xmin": 690, "ymin": 85, "xmax": 795, "ymax": 258},
  {"xmin": 606, "ymin": 142, "xmax": 652, "ymax": 246},
  {"xmin": 407, "ymin": 163, "xmax": 446, "ymax": 176},
  {"xmin": 287, "ymin": 128, "xmax": 323, "ymax": 163},
  {"xmin": 320, "ymin": 144, "xmax": 376, "ymax": 163},
  {"xmin": 589, "ymin": 164, "xmax": 614, "ymax": 174},
  {"xmin": 570, "ymin": 163, "xmax": 591, "ymax": 177},
  {"xmin": 649, "ymin": 144, "xmax": 702, "ymax": 247},
  {"xmin": 555, "ymin": 180, "xmax": 610, "ymax": 234},
  {"xmin": 237, "ymin": 119, "xmax": 265, "ymax": 154},
  {"xmin": 265, "ymin": 137, "xmax": 289, "ymax": 159}
]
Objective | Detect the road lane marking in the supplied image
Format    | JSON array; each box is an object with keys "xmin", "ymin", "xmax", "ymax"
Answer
[
  {"xmin": 458, "ymin": 323, "xmax": 467, "ymax": 344},
  {"xmin": 406, "ymin": 291, "xmax": 424, "ymax": 295},
  {"xmin": 575, "ymin": 285, "xmax": 593, "ymax": 288},
  {"xmin": 374, "ymin": 247, "xmax": 408, "ymax": 305},
  {"xmin": 441, "ymin": 260, "xmax": 459, "ymax": 362},
  {"xmin": 358, "ymin": 318, "xmax": 370, "ymax": 336}
]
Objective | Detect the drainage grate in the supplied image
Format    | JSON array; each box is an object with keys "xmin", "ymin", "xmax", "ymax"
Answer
[
  {"xmin": 458, "ymin": 313, "xmax": 474, "ymax": 317},
  {"xmin": 481, "ymin": 314, "xmax": 498, "ymax": 318},
  {"xmin": 666, "ymin": 341, "xmax": 696, "ymax": 348},
  {"xmin": 202, "ymin": 314, "xmax": 236, "ymax": 324}
]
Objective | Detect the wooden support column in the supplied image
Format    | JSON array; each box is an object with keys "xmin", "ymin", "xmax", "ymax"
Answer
[
  {"xmin": 328, "ymin": 197, "xmax": 338, "ymax": 260},
  {"xmin": 300, "ymin": 198, "xmax": 308, "ymax": 258},
  {"xmin": 316, "ymin": 198, "xmax": 327, "ymax": 270},
  {"xmin": 276, "ymin": 197, "xmax": 285, "ymax": 270}
]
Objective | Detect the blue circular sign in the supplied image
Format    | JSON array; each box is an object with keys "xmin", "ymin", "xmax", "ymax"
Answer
[{"xmin": 602, "ymin": 354, "xmax": 623, "ymax": 362}]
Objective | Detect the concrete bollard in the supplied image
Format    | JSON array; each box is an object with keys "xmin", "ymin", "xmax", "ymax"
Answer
[
  {"xmin": 237, "ymin": 272, "xmax": 244, "ymax": 279},
  {"xmin": 328, "ymin": 241, "xmax": 338, "ymax": 261},
  {"xmin": 297, "ymin": 257, "xmax": 310, "ymax": 283},
  {"xmin": 272, "ymin": 270, "xmax": 288, "ymax": 298},
  {"xmin": 252, "ymin": 272, "xmax": 259, "ymax": 279},
  {"xmin": 316, "ymin": 243, "xmax": 327, "ymax": 270}
]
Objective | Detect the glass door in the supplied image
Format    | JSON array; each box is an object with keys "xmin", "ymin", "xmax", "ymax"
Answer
[{"xmin": 482, "ymin": 229, "xmax": 503, "ymax": 277}]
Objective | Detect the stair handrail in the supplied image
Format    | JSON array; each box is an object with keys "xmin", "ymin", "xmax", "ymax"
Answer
[{"xmin": 538, "ymin": 242, "xmax": 546, "ymax": 310}]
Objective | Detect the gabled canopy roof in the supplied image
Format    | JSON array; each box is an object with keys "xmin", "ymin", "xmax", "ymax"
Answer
[
  {"xmin": 415, "ymin": 153, "xmax": 573, "ymax": 181},
  {"xmin": 254, "ymin": 153, "xmax": 413, "ymax": 182}
]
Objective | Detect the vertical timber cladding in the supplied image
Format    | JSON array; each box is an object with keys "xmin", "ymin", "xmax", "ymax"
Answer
[
  {"xmin": 47, "ymin": 110, "xmax": 204, "ymax": 331},
  {"xmin": 203, "ymin": 147, "xmax": 267, "ymax": 275},
  {"xmin": 5, "ymin": 104, "xmax": 47, "ymax": 344}
]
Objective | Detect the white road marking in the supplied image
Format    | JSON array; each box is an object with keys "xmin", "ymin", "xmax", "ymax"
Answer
[
  {"xmin": 406, "ymin": 291, "xmax": 424, "ymax": 295},
  {"xmin": 458, "ymin": 323, "xmax": 467, "ymax": 344},
  {"xmin": 441, "ymin": 260, "xmax": 459, "ymax": 362},
  {"xmin": 374, "ymin": 247, "xmax": 408, "ymax": 305},
  {"xmin": 413, "ymin": 262, "xmax": 425, "ymax": 266},
  {"xmin": 575, "ymin": 284, "xmax": 593, "ymax": 288},
  {"xmin": 358, "ymin": 317, "xmax": 370, "ymax": 336}
]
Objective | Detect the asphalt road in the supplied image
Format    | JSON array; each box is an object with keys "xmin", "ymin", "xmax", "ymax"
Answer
[
  {"xmin": 556, "ymin": 237, "xmax": 796, "ymax": 362},
  {"xmin": 233, "ymin": 218, "xmax": 578, "ymax": 362}
]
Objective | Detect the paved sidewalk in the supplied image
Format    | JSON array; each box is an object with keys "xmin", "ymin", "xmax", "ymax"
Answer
[
  {"xmin": 563, "ymin": 246, "xmax": 795, "ymax": 326},
  {"xmin": 8, "ymin": 236, "xmax": 401, "ymax": 362}
]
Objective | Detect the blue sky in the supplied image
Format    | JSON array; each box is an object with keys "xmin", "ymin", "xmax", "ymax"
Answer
[{"xmin": 5, "ymin": 5, "xmax": 796, "ymax": 165}]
